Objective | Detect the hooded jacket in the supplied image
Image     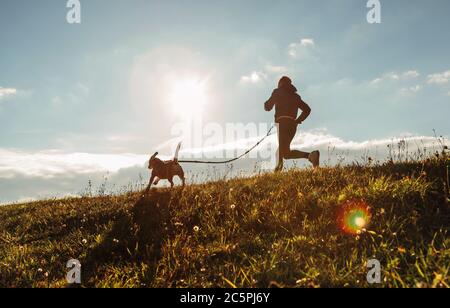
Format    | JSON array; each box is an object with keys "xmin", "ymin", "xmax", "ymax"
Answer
[{"xmin": 264, "ymin": 83, "xmax": 311, "ymax": 123}]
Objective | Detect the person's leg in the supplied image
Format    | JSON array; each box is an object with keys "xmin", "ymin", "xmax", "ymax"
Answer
[
  {"xmin": 284, "ymin": 123, "xmax": 320, "ymax": 167},
  {"xmin": 275, "ymin": 123, "xmax": 285, "ymax": 172},
  {"xmin": 278, "ymin": 121, "xmax": 320, "ymax": 168},
  {"xmin": 284, "ymin": 122, "xmax": 310, "ymax": 160}
]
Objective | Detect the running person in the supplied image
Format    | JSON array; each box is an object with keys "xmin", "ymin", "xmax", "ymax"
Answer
[{"xmin": 264, "ymin": 76, "xmax": 320, "ymax": 172}]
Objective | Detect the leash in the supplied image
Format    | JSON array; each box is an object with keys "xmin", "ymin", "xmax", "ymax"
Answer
[{"xmin": 178, "ymin": 124, "xmax": 276, "ymax": 164}]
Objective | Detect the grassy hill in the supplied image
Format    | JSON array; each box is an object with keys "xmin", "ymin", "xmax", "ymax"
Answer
[{"xmin": 0, "ymin": 158, "xmax": 449, "ymax": 288}]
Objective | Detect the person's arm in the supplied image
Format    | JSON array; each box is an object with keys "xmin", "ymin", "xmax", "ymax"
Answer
[
  {"xmin": 264, "ymin": 90, "xmax": 277, "ymax": 111},
  {"xmin": 296, "ymin": 96, "xmax": 311, "ymax": 124}
]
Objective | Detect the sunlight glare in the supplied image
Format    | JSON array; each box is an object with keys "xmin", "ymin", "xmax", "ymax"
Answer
[{"xmin": 168, "ymin": 77, "xmax": 208, "ymax": 119}]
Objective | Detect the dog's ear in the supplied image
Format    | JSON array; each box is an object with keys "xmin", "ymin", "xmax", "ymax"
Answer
[
  {"xmin": 150, "ymin": 152, "xmax": 158, "ymax": 160},
  {"xmin": 151, "ymin": 152, "xmax": 158, "ymax": 159}
]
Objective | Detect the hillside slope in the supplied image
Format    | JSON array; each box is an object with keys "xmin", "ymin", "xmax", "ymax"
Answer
[{"xmin": 0, "ymin": 159, "xmax": 449, "ymax": 288}]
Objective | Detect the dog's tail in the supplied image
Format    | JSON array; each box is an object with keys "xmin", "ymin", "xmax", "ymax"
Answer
[{"xmin": 173, "ymin": 142, "xmax": 182, "ymax": 162}]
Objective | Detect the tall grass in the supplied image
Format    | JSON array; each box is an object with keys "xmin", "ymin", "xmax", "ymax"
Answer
[{"xmin": 0, "ymin": 155, "xmax": 448, "ymax": 288}]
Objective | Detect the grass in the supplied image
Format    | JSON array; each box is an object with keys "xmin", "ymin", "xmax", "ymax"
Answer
[{"xmin": 0, "ymin": 157, "xmax": 449, "ymax": 288}]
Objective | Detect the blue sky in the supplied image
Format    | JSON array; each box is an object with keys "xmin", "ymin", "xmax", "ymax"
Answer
[{"xmin": 0, "ymin": 0, "xmax": 449, "ymax": 203}]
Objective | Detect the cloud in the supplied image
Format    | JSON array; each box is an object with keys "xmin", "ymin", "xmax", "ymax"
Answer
[
  {"xmin": 288, "ymin": 38, "xmax": 316, "ymax": 58},
  {"xmin": 369, "ymin": 71, "xmax": 424, "ymax": 96},
  {"xmin": 427, "ymin": 70, "xmax": 450, "ymax": 85},
  {"xmin": 0, "ymin": 165, "xmax": 148, "ymax": 206},
  {"xmin": 240, "ymin": 71, "xmax": 267, "ymax": 84},
  {"xmin": 400, "ymin": 85, "xmax": 422, "ymax": 94},
  {"xmin": 1, "ymin": 129, "xmax": 447, "ymax": 205},
  {"xmin": 402, "ymin": 70, "xmax": 420, "ymax": 79},
  {"xmin": 240, "ymin": 64, "xmax": 289, "ymax": 85},
  {"xmin": 0, "ymin": 87, "xmax": 17, "ymax": 99},
  {"xmin": 158, "ymin": 128, "xmax": 445, "ymax": 162},
  {"xmin": 300, "ymin": 38, "xmax": 315, "ymax": 47},
  {"xmin": 370, "ymin": 70, "xmax": 422, "ymax": 85},
  {"xmin": 0, "ymin": 149, "xmax": 147, "ymax": 179},
  {"xmin": 264, "ymin": 64, "xmax": 288, "ymax": 75},
  {"xmin": 370, "ymin": 69, "xmax": 450, "ymax": 97},
  {"xmin": 370, "ymin": 74, "xmax": 398, "ymax": 85}
]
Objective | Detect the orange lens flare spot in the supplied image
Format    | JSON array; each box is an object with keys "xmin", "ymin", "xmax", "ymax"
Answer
[{"xmin": 338, "ymin": 199, "xmax": 371, "ymax": 235}]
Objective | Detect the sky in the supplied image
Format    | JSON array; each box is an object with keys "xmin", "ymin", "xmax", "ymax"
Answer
[{"xmin": 1, "ymin": 0, "xmax": 449, "ymax": 204}]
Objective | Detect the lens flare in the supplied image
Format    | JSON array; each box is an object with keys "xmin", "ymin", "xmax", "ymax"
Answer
[{"xmin": 338, "ymin": 199, "xmax": 371, "ymax": 235}]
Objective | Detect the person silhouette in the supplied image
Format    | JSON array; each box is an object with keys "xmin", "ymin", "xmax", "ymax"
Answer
[{"xmin": 265, "ymin": 76, "xmax": 320, "ymax": 172}]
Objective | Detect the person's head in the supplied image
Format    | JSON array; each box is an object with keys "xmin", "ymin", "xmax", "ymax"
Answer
[
  {"xmin": 278, "ymin": 76, "xmax": 292, "ymax": 88},
  {"xmin": 278, "ymin": 76, "xmax": 297, "ymax": 92}
]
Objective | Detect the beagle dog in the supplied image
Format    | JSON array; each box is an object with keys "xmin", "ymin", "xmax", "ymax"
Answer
[{"xmin": 146, "ymin": 142, "xmax": 185, "ymax": 191}]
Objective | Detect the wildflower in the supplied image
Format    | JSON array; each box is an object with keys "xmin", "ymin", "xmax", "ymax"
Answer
[
  {"xmin": 44, "ymin": 272, "xmax": 49, "ymax": 278},
  {"xmin": 200, "ymin": 268, "xmax": 206, "ymax": 273},
  {"xmin": 82, "ymin": 239, "xmax": 88, "ymax": 245},
  {"xmin": 432, "ymin": 273, "xmax": 443, "ymax": 288},
  {"xmin": 398, "ymin": 247, "xmax": 406, "ymax": 254},
  {"xmin": 230, "ymin": 204, "xmax": 236, "ymax": 210},
  {"xmin": 113, "ymin": 238, "xmax": 119, "ymax": 243},
  {"xmin": 193, "ymin": 226, "xmax": 200, "ymax": 232},
  {"xmin": 380, "ymin": 208, "xmax": 386, "ymax": 215},
  {"xmin": 296, "ymin": 278, "xmax": 307, "ymax": 284},
  {"xmin": 37, "ymin": 268, "xmax": 43, "ymax": 273},
  {"xmin": 416, "ymin": 282, "xmax": 427, "ymax": 288}
]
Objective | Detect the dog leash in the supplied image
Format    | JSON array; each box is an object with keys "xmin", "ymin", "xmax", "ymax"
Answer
[{"xmin": 178, "ymin": 124, "xmax": 276, "ymax": 164}]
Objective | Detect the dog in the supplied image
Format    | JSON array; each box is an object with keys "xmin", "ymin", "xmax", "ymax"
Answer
[{"xmin": 146, "ymin": 142, "xmax": 185, "ymax": 192}]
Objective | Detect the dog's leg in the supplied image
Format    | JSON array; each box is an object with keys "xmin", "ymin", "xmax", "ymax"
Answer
[
  {"xmin": 177, "ymin": 166, "xmax": 185, "ymax": 187},
  {"xmin": 153, "ymin": 177, "xmax": 160, "ymax": 186},
  {"xmin": 146, "ymin": 174, "xmax": 155, "ymax": 193},
  {"xmin": 169, "ymin": 177, "xmax": 174, "ymax": 189}
]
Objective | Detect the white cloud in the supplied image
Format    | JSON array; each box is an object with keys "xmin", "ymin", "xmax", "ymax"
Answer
[
  {"xmin": 290, "ymin": 130, "xmax": 442, "ymax": 155},
  {"xmin": 402, "ymin": 70, "xmax": 420, "ymax": 79},
  {"xmin": 0, "ymin": 87, "xmax": 17, "ymax": 99},
  {"xmin": 159, "ymin": 128, "xmax": 445, "ymax": 162},
  {"xmin": 1, "ymin": 129, "xmax": 446, "ymax": 204},
  {"xmin": 370, "ymin": 72, "xmax": 400, "ymax": 84},
  {"xmin": 288, "ymin": 38, "xmax": 316, "ymax": 58},
  {"xmin": 264, "ymin": 64, "xmax": 288, "ymax": 75},
  {"xmin": 240, "ymin": 71, "xmax": 267, "ymax": 84},
  {"xmin": 300, "ymin": 38, "xmax": 315, "ymax": 47},
  {"xmin": 240, "ymin": 64, "xmax": 289, "ymax": 85},
  {"xmin": 401, "ymin": 85, "xmax": 422, "ymax": 94},
  {"xmin": 427, "ymin": 70, "xmax": 450, "ymax": 85},
  {"xmin": 370, "ymin": 70, "xmax": 422, "ymax": 86},
  {"xmin": 3, "ymin": 130, "xmax": 443, "ymax": 181},
  {"xmin": 0, "ymin": 149, "xmax": 147, "ymax": 179}
]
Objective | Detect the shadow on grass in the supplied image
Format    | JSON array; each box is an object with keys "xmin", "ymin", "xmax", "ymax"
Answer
[{"xmin": 80, "ymin": 189, "xmax": 179, "ymax": 287}]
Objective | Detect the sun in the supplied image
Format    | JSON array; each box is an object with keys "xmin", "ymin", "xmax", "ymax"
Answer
[{"xmin": 168, "ymin": 77, "xmax": 208, "ymax": 119}]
